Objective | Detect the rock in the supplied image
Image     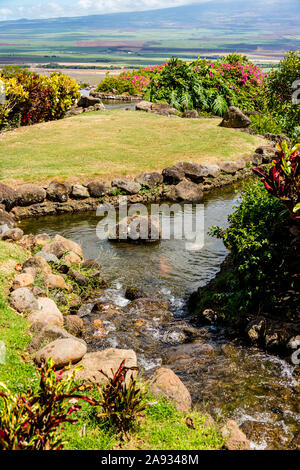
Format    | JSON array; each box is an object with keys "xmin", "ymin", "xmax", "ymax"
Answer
[
  {"xmin": 18, "ymin": 234, "xmax": 35, "ymax": 250},
  {"xmin": 52, "ymin": 291, "xmax": 68, "ymax": 305},
  {"xmin": 65, "ymin": 107, "xmax": 84, "ymax": 116},
  {"xmin": 254, "ymin": 146, "xmax": 276, "ymax": 163},
  {"xmin": 172, "ymin": 180, "xmax": 203, "ymax": 203},
  {"xmin": 35, "ymin": 251, "xmax": 59, "ymax": 265},
  {"xmin": 149, "ymin": 367, "xmax": 192, "ymax": 412},
  {"xmin": 164, "ymin": 341, "xmax": 215, "ymax": 372},
  {"xmin": 250, "ymin": 153, "xmax": 263, "ymax": 165},
  {"xmin": 16, "ymin": 184, "xmax": 46, "ymax": 206},
  {"xmin": 175, "ymin": 161, "xmax": 210, "ymax": 183},
  {"xmin": 136, "ymin": 101, "xmax": 177, "ymax": 116},
  {"xmin": 1, "ymin": 227, "xmax": 24, "ymax": 241},
  {"xmin": 12, "ymin": 273, "xmax": 34, "ymax": 290},
  {"xmin": 219, "ymin": 161, "xmax": 239, "ymax": 174},
  {"xmin": 201, "ymin": 309, "xmax": 218, "ymax": 324},
  {"xmin": 125, "ymin": 286, "xmax": 145, "ymax": 301},
  {"xmin": 265, "ymin": 133, "xmax": 290, "ymax": 147},
  {"xmin": 182, "ymin": 110, "xmax": 199, "ymax": 118},
  {"xmin": 87, "ymin": 181, "xmax": 107, "ymax": 198},
  {"xmin": 220, "ymin": 106, "xmax": 251, "ymax": 128},
  {"xmin": 0, "ymin": 182, "xmax": 18, "ymax": 210},
  {"xmin": 246, "ymin": 318, "xmax": 266, "ymax": 343},
  {"xmin": 67, "ymin": 348, "xmax": 137, "ymax": 383},
  {"xmin": 221, "ymin": 419, "xmax": 250, "ymax": 450},
  {"xmin": 109, "ymin": 215, "xmax": 161, "ymax": 244},
  {"xmin": 62, "ymin": 251, "xmax": 82, "ymax": 267},
  {"xmin": 111, "ymin": 178, "xmax": 141, "ymax": 195},
  {"xmin": 64, "ymin": 315, "xmax": 84, "ymax": 336},
  {"xmin": 28, "ymin": 297, "xmax": 64, "ymax": 327},
  {"xmin": 45, "ymin": 274, "xmax": 69, "ymax": 291},
  {"xmin": 31, "ymin": 285, "xmax": 45, "ymax": 297},
  {"xmin": 0, "ymin": 209, "xmax": 15, "ymax": 235},
  {"xmin": 42, "ymin": 235, "xmax": 83, "ymax": 259},
  {"xmin": 35, "ymin": 338, "xmax": 87, "ymax": 368},
  {"xmin": 77, "ymin": 95, "xmax": 101, "ymax": 108},
  {"xmin": 134, "ymin": 172, "xmax": 163, "ymax": 189},
  {"xmin": 71, "ymin": 184, "xmax": 89, "ymax": 199},
  {"xmin": 46, "ymin": 179, "xmax": 71, "ymax": 203},
  {"xmin": 162, "ymin": 166, "xmax": 185, "ymax": 185},
  {"xmin": 69, "ymin": 269, "xmax": 89, "ymax": 286},
  {"xmin": 34, "ymin": 233, "xmax": 51, "ymax": 246},
  {"xmin": 23, "ymin": 256, "xmax": 52, "ymax": 274},
  {"xmin": 197, "ymin": 164, "xmax": 220, "ymax": 178},
  {"xmin": 28, "ymin": 325, "xmax": 86, "ymax": 353},
  {"xmin": 10, "ymin": 288, "xmax": 38, "ymax": 312},
  {"xmin": 81, "ymin": 259, "xmax": 100, "ymax": 270}
]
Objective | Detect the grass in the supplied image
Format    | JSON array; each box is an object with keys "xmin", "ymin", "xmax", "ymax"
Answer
[{"xmin": 0, "ymin": 110, "xmax": 264, "ymax": 185}]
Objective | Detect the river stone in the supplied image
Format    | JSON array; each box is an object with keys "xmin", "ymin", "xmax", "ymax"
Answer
[
  {"xmin": 87, "ymin": 181, "xmax": 107, "ymax": 198},
  {"xmin": 12, "ymin": 273, "xmax": 35, "ymax": 290},
  {"xmin": 182, "ymin": 110, "xmax": 199, "ymax": 118},
  {"xmin": 67, "ymin": 348, "xmax": 137, "ymax": 383},
  {"xmin": 28, "ymin": 297, "xmax": 64, "ymax": 327},
  {"xmin": 0, "ymin": 209, "xmax": 15, "ymax": 235},
  {"xmin": 175, "ymin": 161, "xmax": 210, "ymax": 183},
  {"xmin": 219, "ymin": 106, "xmax": 251, "ymax": 128},
  {"xmin": 64, "ymin": 315, "xmax": 84, "ymax": 336},
  {"xmin": 221, "ymin": 419, "xmax": 250, "ymax": 450},
  {"xmin": 1, "ymin": 227, "xmax": 24, "ymax": 241},
  {"xmin": 16, "ymin": 184, "xmax": 46, "ymax": 206},
  {"xmin": 150, "ymin": 367, "xmax": 192, "ymax": 412},
  {"xmin": 69, "ymin": 269, "xmax": 89, "ymax": 286},
  {"xmin": 164, "ymin": 340, "xmax": 215, "ymax": 372},
  {"xmin": 10, "ymin": 288, "xmax": 38, "ymax": 312},
  {"xmin": 46, "ymin": 179, "xmax": 71, "ymax": 202},
  {"xmin": 71, "ymin": 184, "xmax": 89, "ymax": 199},
  {"xmin": 24, "ymin": 256, "xmax": 52, "ymax": 274},
  {"xmin": 28, "ymin": 325, "xmax": 86, "ymax": 353},
  {"xmin": 42, "ymin": 234, "xmax": 83, "ymax": 259},
  {"xmin": 77, "ymin": 95, "xmax": 101, "ymax": 108},
  {"xmin": 0, "ymin": 182, "xmax": 18, "ymax": 210},
  {"xmin": 81, "ymin": 259, "xmax": 100, "ymax": 270},
  {"xmin": 35, "ymin": 251, "xmax": 59, "ymax": 265},
  {"xmin": 35, "ymin": 338, "xmax": 87, "ymax": 368},
  {"xmin": 162, "ymin": 166, "xmax": 185, "ymax": 185},
  {"xmin": 134, "ymin": 172, "xmax": 163, "ymax": 189},
  {"xmin": 34, "ymin": 233, "xmax": 51, "ymax": 246},
  {"xmin": 45, "ymin": 274, "xmax": 69, "ymax": 291},
  {"xmin": 110, "ymin": 215, "xmax": 161, "ymax": 244},
  {"xmin": 62, "ymin": 251, "xmax": 82, "ymax": 267},
  {"xmin": 172, "ymin": 180, "xmax": 203, "ymax": 203},
  {"xmin": 111, "ymin": 178, "xmax": 141, "ymax": 195},
  {"xmin": 219, "ymin": 161, "xmax": 240, "ymax": 174},
  {"xmin": 18, "ymin": 234, "xmax": 35, "ymax": 251}
]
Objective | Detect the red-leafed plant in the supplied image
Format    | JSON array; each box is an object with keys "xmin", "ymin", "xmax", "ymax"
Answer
[
  {"xmin": 0, "ymin": 358, "xmax": 96, "ymax": 450},
  {"xmin": 253, "ymin": 141, "xmax": 300, "ymax": 221},
  {"xmin": 94, "ymin": 360, "xmax": 146, "ymax": 438}
]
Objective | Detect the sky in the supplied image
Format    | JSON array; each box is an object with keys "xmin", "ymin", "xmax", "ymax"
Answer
[{"xmin": 0, "ymin": 0, "xmax": 209, "ymax": 20}]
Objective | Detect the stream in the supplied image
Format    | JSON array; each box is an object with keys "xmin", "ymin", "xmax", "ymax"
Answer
[{"xmin": 21, "ymin": 185, "xmax": 300, "ymax": 450}]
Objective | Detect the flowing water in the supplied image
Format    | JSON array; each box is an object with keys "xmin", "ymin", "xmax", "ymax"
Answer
[{"xmin": 21, "ymin": 185, "xmax": 300, "ymax": 449}]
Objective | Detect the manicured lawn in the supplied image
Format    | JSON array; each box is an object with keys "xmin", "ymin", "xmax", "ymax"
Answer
[{"xmin": 0, "ymin": 110, "xmax": 264, "ymax": 185}]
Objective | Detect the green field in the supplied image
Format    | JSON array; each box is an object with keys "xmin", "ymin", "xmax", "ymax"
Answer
[{"xmin": 0, "ymin": 110, "xmax": 264, "ymax": 186}]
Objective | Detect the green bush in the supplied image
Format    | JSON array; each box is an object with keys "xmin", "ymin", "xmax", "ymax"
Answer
[{"xmin": 205, "ymin": 180, "xmax": 294, "ymax": 321}]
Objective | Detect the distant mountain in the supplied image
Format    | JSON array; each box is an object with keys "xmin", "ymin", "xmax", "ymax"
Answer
[{"xmin": 0, "ymin": 0, "xmax": 299, "ymax": 33}]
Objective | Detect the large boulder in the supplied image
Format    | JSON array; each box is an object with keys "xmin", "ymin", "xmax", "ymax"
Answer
[
  {"xmin": 220, "ymin": 107, "xmax": 251, "ymax": 128},
  {"xmin": 28, "ymin": 324, "xmax": 86, "ymax": 353},
  {"xmin": 35, "ymin": 338, "xmax": 87, "ymax": 368},
  {"xmin": 171, "ymin": 180, "xmax": 203, "ymax": 203},
  {"xmin": 42, "ymin": 234, "xmax": 83, "ymax": 259},
  {"xmin": 87, "ymin": 181, "xmax": 107, "ymax": 198},
  {"xmin": 221, "ymin": 420, "xmax": 250, "ymax": 450},
  {"xmin": 219, "ymin": 161, "xmax": 240, "ymax": 174},
  {"xmin": 46, "ymin": 179, "xmax": 71, "ymax": 203},
  {"xmin": 149, "ymin": 367, "xmax": 192, "ymax": 412},
  {"xmin": 77, "ymin": 95, "xmax": 101, "ymax": 108},
  {"xmin": 109, "ymin": 215, "xmax": 161, "ymax": 244},
  {"xmin": 162, "ymin": 166, "xmax": 185, "ymax": 185},
  {"xmin": 10, "ymin": 288, "xmax": 38, "ymax": 312},
  {"xmin": 136, "ymin": 101, "xmax": 177, "ymax": 116},
  {"xmin": 134, "ymin": 172, "xmax": 163, "ymax": 189},
  {"xmin": 16, "ymin": 184, "xmax": 46, "ymax": 206},
  {"xmin": 28, "ymin": 297, "xmax": 64, "ymax": 327},
  {"xmin": 71, "ymin": 184, "xmax": 89, "ymax": 199},
  {"xmin": 0, "ymin": 182, "xmax": 18, "ymax": 210},
  {"xmin": 175, "ymin": 161, "xmax": 211, "ymax": 183},
  {"xmin": 1, "ymin": 227, "xmax": 24, "ymax": 241},
  {"xmin": 67, "ymin": 348, "xmax": 137, "ymax": 383},
  {"xmin": 111, "ymin": 178, "xmax": 141, "ymax": 195}
]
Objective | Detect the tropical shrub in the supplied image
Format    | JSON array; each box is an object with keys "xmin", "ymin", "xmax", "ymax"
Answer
[
  {"xmin": 94, "ymin": 360, "xmax": 146, "ymax": 438},
  {"xmin": 0, "ymin": 359, "xmax": 95, "ymax": 450},
  {"xmin": 264, "ymin": 51, "xmax": 300, "ymax": 136},
  {"xmin": 47, "ymin": 72, "xmax": 81, "ymax": 120},
  {"xmin": 205, "ymin": 180, "xmax": 294, "ymax": 320},
  {"xmin": 253, "ymin": 141, "xmax": 300, "ymax": 219}
]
